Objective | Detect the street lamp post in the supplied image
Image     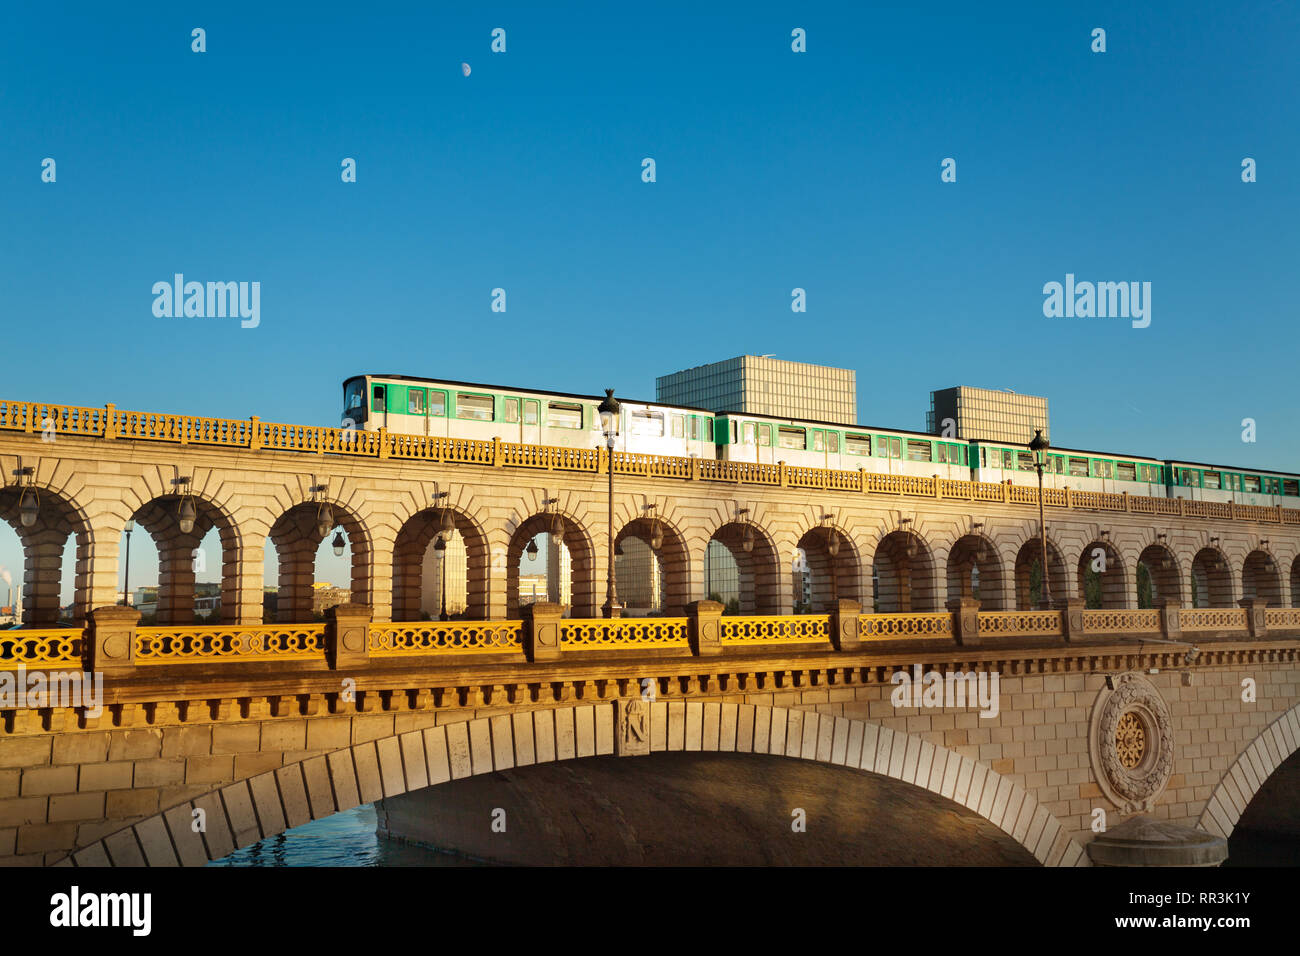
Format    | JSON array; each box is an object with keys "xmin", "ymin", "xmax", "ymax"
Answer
[
  {"xmin": 434, "ymin": 534, "xmax": 448, "ymax": 621},
  {"xmin": 123, "ymin": 519, "xmax": 135, "ymax": 606},
  {"xmin": 1029, "ymin": 428, "xmax": 1052, "ymax": 609},
  {"xmin": 598, "ymin": 388, "xmax": 621, "ymax": 618}
]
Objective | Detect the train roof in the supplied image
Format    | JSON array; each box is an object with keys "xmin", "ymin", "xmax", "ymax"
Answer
[
  {"xmin": 712, "ymin": 410, "xmax": 941, "ymax": 439},
  {"xmin": 344, "ymin": 374, "xmax": 717, "ymax": 416},
  {"xmin": 969, "ymin": 439, "xmax": 1164, "ymax": 464}
]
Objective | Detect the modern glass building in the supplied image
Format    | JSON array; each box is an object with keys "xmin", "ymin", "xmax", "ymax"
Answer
[
  {"xmin": 656, "ymin": 355, "xmax": 857, "ymax": 423},
  {"xmin": 927, "ymin": 386, "xmax": 1049, "ymax": 445}
]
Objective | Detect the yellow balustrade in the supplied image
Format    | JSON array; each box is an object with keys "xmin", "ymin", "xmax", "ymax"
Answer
[
  {"xmin": 369, "ymin": 621, "xmax": 523, "ymax": 655},
  {"xmin": 859, "ymin": 612, "xmax": 953, "ymax": 638},
  {"xmin": 559, "ymin": 618, "xmax": 690, "ymax": 648},
  {"xmin": 1181, "ymin": 608, "xmax": 1248, "ymax": 631},
  {"xmin": 1080, "ymin": 609, "xmax": 1161, "ymax": 634},
  {"xmin": 0, "ymin": 628, "xmax": 84, "ymax": 666},
  {"xmin": 1264, "ymin": 608, "xmax": 1300, "ymax": 630},
  {"xmin": 977, "ymin": 610, "xmax": 1063, "ymax": 637},
  {"xmin": 720, "ymin": 615, "xmax": 830, "ymax": 644},
  {"xmin": 134, "ymin": 625, "xmax": 325, "ymax": 663}
]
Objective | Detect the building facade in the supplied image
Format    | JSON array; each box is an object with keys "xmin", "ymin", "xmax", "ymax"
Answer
[
  {"xmin": 927, "ymin": 386, "xmax": 1049, "ymax": 445},
  {"xmin": 656, "ymin": 355, "xmax": 857, "ymax": 423}
]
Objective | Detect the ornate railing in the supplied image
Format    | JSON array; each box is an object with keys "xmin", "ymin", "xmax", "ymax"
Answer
[
  {"xmin": 6, "ymin": 398, "xmax": 1299, "ymax": 525},
  {"xmin": 559, "ymin": 618, "xmax": 689, "ymax": 649},
  {"xmin": 1080, "ymin": 609, "xmax": 1161, "ymax": 634},
  {"xmin": 859, "ymin": 612, "xmax": 953, "ymax": 639},
  {"xmin": 0, "ymin": 628, "xmax": 84, "ymax": 666},
  {"xmin": 369, "ymin": 621, "xmax": 522, "ymax": 656},
  {"xmin": 1264, "ymin": 608, "xmax": 1300, "ymax": 631},
  {"xmin": 1181, "ymin": 608, "xmax": 1249, "ymax": 632},
  {"xmin": 134, "ymin": 625, "xmax": 326, "ymax": 663},
  {"xmin": 977, "ymin": 610, "xmax": 1063, "ymax": 637},
  {"xmin": 720, "ymin": 615, "xmax": 831, "ymax": 644}
]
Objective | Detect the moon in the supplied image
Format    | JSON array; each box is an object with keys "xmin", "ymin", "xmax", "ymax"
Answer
[{"xmin": 461, "ymin": 62, "xmax": 471, "ymax": 77}]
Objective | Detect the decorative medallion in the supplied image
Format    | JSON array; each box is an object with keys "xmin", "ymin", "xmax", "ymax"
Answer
[{"xmin": 1088, "ymin": 672, "xmax": 1174, "ymax": 813}]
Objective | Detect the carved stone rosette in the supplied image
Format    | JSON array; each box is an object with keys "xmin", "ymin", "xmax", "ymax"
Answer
[{"xmin": 1088, "ymin": 672, "xmax": 1174, "ymax": 813}]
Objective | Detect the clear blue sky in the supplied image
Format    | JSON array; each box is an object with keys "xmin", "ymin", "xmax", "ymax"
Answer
[{"xmin": 1, "ymin": 1, "xmax": 1297, "ymax": 601}]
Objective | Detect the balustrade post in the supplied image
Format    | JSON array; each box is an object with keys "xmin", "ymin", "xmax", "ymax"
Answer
[
  {"xmin": 1002, "ymin": 480, "xmax": 1010, "ymax": 503},
  {"xmin": 859, "ymin": 467, "xmax": 868, "ymax": 494},
  {"xmin": 249, "ymin": 415, "xmax": 262, "ymax": 450},
  {"xmin": 523, "ymin": 602, "xmax": 564, "ymax": 661},
  {"xmin": 493, "ymin": 436, "xmax": 504, "ymax": 467},
  {"xmin": 829, "ymin": 598, "xmax": 862, "ymax": 651},
  {"xmin": 1159, "ymin": 598, "xmax": 1182, "ymax": 643},
  {"xmin": 686, "ymin": 599, "xmax": 724, "ymax": 656},
  {"xmin": 325, "ymin": 603, "xmax": 372, "ymax": 669},
  {"xmin": 779, "ymin": 461, "xmax": 787, "ymax": 487},
  {"xmin": 1123, "ymin": 491, "xmax": 1130, "ymax": 512},
  {"xmin": 691, "ymin": 456, "xmax": 700, "ymax": 480},
  {"xmin": 88, "ymin": 606, "xmax": 139, "ymax": 676},
  {"xmin": 946, "ymin": 597, "xmax": 979, "ymax": 646},
  {"xmin": 103, "ymin": 403, "xmax": 117, "ymax": 439},
  {"xmin": 933, "ymin": 474, "xmax": 942, "ymax": 500},
  {"xmin": 1239, "ymin": 598, "xmax": 1267, "ymax": 639},
  {"xmin": 1059, "ymin": 598, "xmax": 1086, "ymax": 642},
  {"xmin": 378, "ymin": 426, "xmax": 390, "ymax": 459},
  {"xmin": 1065, "ymin": 486, "xmax": 1073, "ymax": 509}
]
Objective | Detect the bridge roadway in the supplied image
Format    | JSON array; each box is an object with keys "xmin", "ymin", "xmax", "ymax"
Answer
[
  {"xmin": 0, "ymin": 600, "xmax": 1297, "ymax": 866},
  {"xmin": 1, "ymin": 398, "xmax": 1299, "ymax": 627}
]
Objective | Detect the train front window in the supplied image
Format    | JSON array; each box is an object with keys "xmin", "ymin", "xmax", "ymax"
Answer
[{"xmin": 345, "ymin": 381, "xmax": 365, "ymax": 411}]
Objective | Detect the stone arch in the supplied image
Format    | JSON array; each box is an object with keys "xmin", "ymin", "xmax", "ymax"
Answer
[
  {"xmin": 1013, "ymin": 536, "xmax": 1067, "ymax": 610},
  {"xmin": 129, "ymin": 491, "xmax": 241, "ymax": 625},
  {"xmin": 1241, "ymin": 549, "xmax": 1283, "ymax": 607},
  {"xmin": 55, "ymin": 704, "xmax": 1087, "ymax": 868},
  {"xmin": 268, "ymin": 499, "xmax": 371, "ymax": 623},
  {"xmin": 505, "ymin": 510, "xmax": 596, "ymax": 619},
  {"xmin": 1076, "ymin": 539, "xmax": 1126, "ymax": 608},
  {"xmin": 1190, "ymin": 547, "xmax": 1234, "ymax": 608},
  {"xmin": 1196, "ymin": 702, "xmax": 1300, "ymax": 840},
  {"xmin": 614, "ymin": 514, "xmax": 690, "ymax": 615},
  {"xmin": 1136, "ymin": 543, "xmax": 1182, "ymax": 607},
  {"xmin": 391, "ymin": 506, "xmax": 490, "ymax": 621},
  {"xmin": 706, "ymin": 519, "xmax": 781, "ymax": 614},
  {"xmin": 794, "ymin": 524, "xmax": 860, "ymax": 611},
  {"xmin": 946, "ymin": 533, "xmax": 1007, "ymax": 610},
  {"xmin": 0, "ymin": 482, "xmax": 93, "ymax": 625},
  {"xmin": 872, "ymin": 528, "xmax": 938, "ymax": 612}
]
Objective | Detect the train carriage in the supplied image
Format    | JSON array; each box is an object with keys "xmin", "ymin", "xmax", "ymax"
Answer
[
  {"xmin": 715, "ymin": 412, "xmax": 974, "ymax": 481},
  {"xmin": 1164, "ymin": 459, "xmax": 1300, "ymax": 509},
  {"xmin": 971, "ymin": 440, "xmax": 1167, "ymax": 497},
  {"xmin": 342, "ymin": 374, "xmax": 720, "ymax": 458}
]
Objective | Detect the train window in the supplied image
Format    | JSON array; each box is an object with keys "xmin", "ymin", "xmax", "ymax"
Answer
[
  {"xmin": 1117, "ymin": 462, "xmax": 1136, "ymax": 481},
  {"xmin": 730, "ymin": 421, "xmax": 738, "ymax": 443},
  {"xmin": 1068, "ymin": 457, "xmax": 1088, "ymax": 477},
  {"xmin": 671, "ymin": 416, "xmax": 684, "ymax": 438},
  {"xmin": 846, "ymin": 434, "xmax": 870, "ymax": 455},
  {"xmin": 373, "ymin": 385, "xmax": 386, "ymax": 411},
  {"xmin": 688, "ymin": 417, "xmax": 699, "ymax": 440},
  {"xmin": 827, "ymin": 432, "xmax": 839, "ymax": 453},
  {"xmin": 1284, "ymin": 479, "xmax": 1299, "ymax": 496},
  {"xmin": 760, "ymin": 424, "xmax": 772, "ymax": 446},
  {"xmin": 890, "ymin": 438, "xmax": 902, "ymax": 459},
  {"xmin": 813, "ymin": 431, "xmax": 824, "ymax": 452},
  {"xmin": 429, "ymin": 391, "xmax": 446, "ymax": 416},
  {"xmin": 1000, "ymin": 449, "xmax": 1013, "ymax": 469},
  {"xmin": 345, "ymin": 381, "xmax": 365, "ymax": 411},
  {"xmin": 1203, "ymin": 471, "xmax": 1221, "ymax": 489},
  {"xmin": 778, "ymin": 427, "xmax": 806, "ymax": 450},
  {"xmin": 504, "ymin": 398, "xmax": 520, "ymax": 423},
  {"xmin": 1243, "ymin": 475, "xmax": 1260, "ymax": 493},
  {"xmin": 907, "ymin": 440, "xmax": 932, "ymax": 462},
  {"xmin": 1095, "ymin": 461, "xmax": 1112, "ymax": 479},
  {"xmin": 705, "ymin": 419, "xmax": 714, "ymax": 441},
  {"xmin": 457, "ymin": 393, "xmax": 494, "ymax": 421},
  {"xmin": 1264, "ymin": 477, "xmax": 1279, "ymax": 494},
  {"xmin": 1016, "ymin": 451, "xmax": 1035, "ymax": 471},
  {"xmin": 980, "ymin": 447, "xmax": 987, "ymax": 467},
  {"xmin": 1052, "ymin": 456, "xmax": 1064, "ymax": 474},
  {"xmin": 1138, "ymin": 464, "xmax": 1157, "ymax": 482},
  {"xmin": 547, "ymin": 402, "xmax": 582, "ymax": 429},
  {"xmin": 521, "ymin": 399, "xmax": 536, "ymax": 424},
  {"xmin": 630, "ymin": 410, "xmax": 664, "ymax": 437},
  {"xmin": 408, "ymin": 389, "xmax": 426, "ymax": 414},
  {"xmin": 743, "ymin": 422, "xmax": 758, "ymax": 445}
]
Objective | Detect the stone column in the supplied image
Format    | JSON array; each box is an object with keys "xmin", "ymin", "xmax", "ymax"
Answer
[
  {"xmin": 1059, "ymin": 598, "xmax": 1086, "ymax": 642},
  {"xmin": 88, "ymin": 605, "xmax": 140, "ymax": 675},
  {"xmin": 325, "ymin": 603, "xmax": 372, "ymax": 669},
  {"xmin": 1239, "ymin": 597, "xmax": 1267, "ymax": 639},
  {"xmin": 947, "ymin": 597, "xmax": 980, "ymax": 645},
  {"xmin": 524, "ymin": 602, "xmax": 564, "ymax": 661},
  {"xmin": 829, "ymin": 598, "xmax": 862, "ymax": 651},
  {"xmin": 686, "ymin": 599, "xmax": 724, "ymax": 656},
  {"xmin": 1158, "ymin": 598, "xmax": 1182, "ymax": 643}
]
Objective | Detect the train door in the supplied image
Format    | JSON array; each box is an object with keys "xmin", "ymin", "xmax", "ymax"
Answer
[
  {"xmin": 521, "ymin": 399, "xmax": 541, "ymax": 445},
  {"xmin": 406, "ymin": 386, "xmax": 429, "ymax": 436},
  {"xmin": 372, "ymin": 383, "xmax": 389, "ymax": 431},
  {"xmin": 427, "ymin": 388, "xmax": 448, "ymax": 438},
  {"xmin": 502, "ymin": 397, "xmax": 522, "ymax": 444}
]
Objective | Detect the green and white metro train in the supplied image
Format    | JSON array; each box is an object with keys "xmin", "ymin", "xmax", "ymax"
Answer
[{"xmin": 342, "ymin": 374, "xmax": 1300, "ymax": 509}]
